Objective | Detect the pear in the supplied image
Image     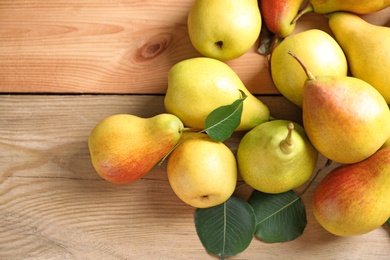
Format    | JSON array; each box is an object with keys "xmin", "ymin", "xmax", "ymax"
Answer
[
  {"xmin": 271, "ymin": 29, "xmax": 348, "ymax": 107},
  {"xmin": 298, "ymin": 0, "xmax": 390, "ymax": 16},
  {"xmin": 237, "ymin": 120, "xmax": 318, "ymax": 194},
  {"xmin": 313, "ymin": 147, "xmax": 390, "ymax": 236},
  {"xmin": 88, "ymin": 113, "xmax": 184, "ymax": 184},
  {"xmin": 289, "ymin": 51, "xmax": 390, "ymax": 164},
  {"xmin": 328, "ymin": 12, "xmax": 390, "ymax": 104},
  {"xmin": 260, "ymin": 0, "xmax": 305, "ymax": 38},
  {"xmin": 187, "ymin": 0, "xmax": 261, "ymax": 61},
  {"xmin": 164, "ymin": 57, "xmax": 270, "ymax": 131},
  {"xmin": 167, "ymin": 133, "xmax": 237, "ymax": 208}
]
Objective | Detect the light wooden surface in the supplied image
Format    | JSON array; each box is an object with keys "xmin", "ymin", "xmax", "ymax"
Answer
[
  {"xmin": 1, "ymin": 1, "xmax": 390, "ymax": 259},
  {"xmin": 0, "ymin": 1, "xmax": 389, "ymax": 94},
  {"xmin": 0, "ymin": 95, "xmax": 389, "ymax": 259}
]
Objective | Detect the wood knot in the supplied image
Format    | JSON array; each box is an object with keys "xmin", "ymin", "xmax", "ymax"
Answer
[{"xmin": 135, "ymin": 34, "xmax": 171, "ymax": 61}]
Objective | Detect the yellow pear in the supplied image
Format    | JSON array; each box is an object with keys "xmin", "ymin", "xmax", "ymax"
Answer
[
  {"xmin": 88, "ymin": 113, "xmax": 184, "ymax": 184},
  {"xmin": 271, "ymin": 29, "xmax": 348, "ymax": 107},
  {"xmin": 187, "ymin": 0, "xmax": 261, "ymax": 61},
  {"xmin": 237, "ymin": 120, "xmax": 318, "ymax": 194},
  {"xmin": 328, "ymin": 12, "xmax": 390, "ymax": 104},
  {"xmin": 289, "ymin": 52, "xmax": 390, "ymax": 164},
  {"xmin": 167, "ymin": 133, "xmax": 237, "ymax": 208},
  {"xmin": 164, "ymin": 57, "xmax": 270, "ymax": 131}
]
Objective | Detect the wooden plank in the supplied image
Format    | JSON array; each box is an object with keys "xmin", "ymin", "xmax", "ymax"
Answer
[
  {"xmin": 1, "ymin": 2, "xmax": 389, "ymax": 94},
  {"xmin": 0, "ymin": 95, "xmax": 389, "ymax": 259}
]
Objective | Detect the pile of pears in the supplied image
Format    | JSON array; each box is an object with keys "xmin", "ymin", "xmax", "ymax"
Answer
[
  {"xmin": 88, "ymin": 0, "xmax": 390, "ymax": 242},
  {"xmin": 262, "ymin": 0, "xmax": 390, "ymax": 237}
]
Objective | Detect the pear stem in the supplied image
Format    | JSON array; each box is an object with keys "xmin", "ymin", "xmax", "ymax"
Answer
[
  {"xmin": 280, "ymin": 122, "xmax": 295, "ymax": 154},
  {"xmin": 288, "ymin": 51, "xmax": 316, "ymax": 80},
  {"xmin": 269, "ymin": 34, "xmax": 282, "ymax": 56},
  {"xmin": 291, "ymin": 3, "xmax": 314, "ymax": 24}
]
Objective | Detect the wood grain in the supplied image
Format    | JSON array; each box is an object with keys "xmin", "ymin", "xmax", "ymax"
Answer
[
  {"xmin": 1, "ymin": 2, "xmax": 389, "ymax": 94},
  {"xmin": 0, "ymin": 95, "xmax": 389, "ymax": 259}
]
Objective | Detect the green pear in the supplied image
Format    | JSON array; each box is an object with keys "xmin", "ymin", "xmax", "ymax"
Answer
[
  {"xmin": 167, "ymin": 133, "xmax": 237, "ymax": 208},
  {"xmin": 88, "ymin": 113, "xmax": 184, "ymax": 184},
  {"xmin": 271, "ymin": 29, "xmax": 348, "ymax": 107},
  {"xmin": 260, "ymin": 0, "xmax": 305, "ymax": 38},
  {"xmin": 187, "ymin": 0, "xmax": 261, "ymax": 61},
  {"xmin": 298, "ymin": 0, "xmax": 390, "ymax": 16},
  {"xmin": 289, "ymin": 51, "xmax": 390, "ymax": 164},
  {"xmin": 237, "ymin": 120, "xmax": 318, "ymax": 194},
  {"xmin": 328, "ymin": 12, "xmax": 390, "ymax": 104},
  {"xmin": 164, "ymin": 57, "xmax": 270, "ymax": 131},
  {"xmin": 313, "ymin": 147, "xmax": 390, "ymax": 236}
]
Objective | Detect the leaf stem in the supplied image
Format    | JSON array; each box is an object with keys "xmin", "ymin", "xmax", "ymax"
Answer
[
  {"xmin": 182, "ymin": 127, "xmax": 203, "ymax": 132},
  {"xmin": 297, "ymin": 158, "xmax": 332, "ymax": 197},
  {"xmin": 222, "ymin": 202, "xmax": 227, "ymax": 260},
  {"xmin": 158, "ymin": 130, "xmax": 205, "ymax": 166}
]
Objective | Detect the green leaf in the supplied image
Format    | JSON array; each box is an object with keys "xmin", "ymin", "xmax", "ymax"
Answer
[
  {"xmin": 204, "ymin": 90, "xmax": 247, "ymax": 142},
  {"xmin": 248, "ymin": 190, "xmax": 307, "ymax": 243},
  {"xmin": 194, "ymin": 196, "xmax": 256, "ymax": 259},
  {"xmin": 386, "ymin": 218, "xmax": 390, "ymax": 228}
]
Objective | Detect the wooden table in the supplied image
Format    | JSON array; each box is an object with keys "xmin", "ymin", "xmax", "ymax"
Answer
[{"xmin": 1, "ymin": 1, "xmax": 389, "ymax": 259}]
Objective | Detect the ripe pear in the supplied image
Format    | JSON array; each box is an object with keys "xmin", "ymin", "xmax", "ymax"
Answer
[
  {"xmin": 260, "ymin": 0, "xmax": 305, "ymax": 38},
  {"xmin": 313, "ymin": 147, "xmax": 390, "ymax": 236},
  {"xmin": 167, "ymin": 133, "xmax": 237, "ymax": 208},
  {"xmin": 289, "ymin": 52, "xmax": 390, "ymax": 164},
  {"xmin": 237, "ymin": 120, "xmax": 318, "ymax": 194},
  {"xmin": 187, "ymin": 0, "xmax": 261, "ymax": 61},
  {"xmin": 88, "ymin": 113, "xmax": 184, "ymax": 184},
  {"xmin": 299, "ymin": 0, "xmax": 390, "ymax": 15},
  {"xmin": 164, "ymin": 57, "xmax": 270, "ymax": 131},
  {"xmin": 328, "ymin": 12, "xmax": 390, "ymax": 104},
  {"xmin": 271, "ymin": 29, "xmax": 347, "ymax": 107}
]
